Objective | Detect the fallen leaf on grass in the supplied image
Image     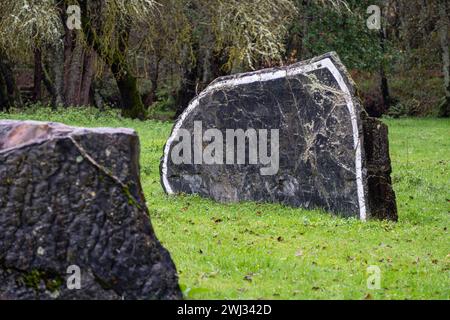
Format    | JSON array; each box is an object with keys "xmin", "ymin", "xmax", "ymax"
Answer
[{"xmin": 244, "ymin": 274, "xmax": 253, "ymax": 282}]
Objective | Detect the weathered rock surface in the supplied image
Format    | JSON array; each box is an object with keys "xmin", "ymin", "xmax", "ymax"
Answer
[
  {"xmin": 0, "ymin": 120, "xmax": 182, "ymax": 300},
  {"xmin": 161, "ymin": 52, "xmax": 397, "ymax": 220}
]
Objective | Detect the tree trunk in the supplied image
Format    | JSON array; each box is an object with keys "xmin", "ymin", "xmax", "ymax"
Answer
[
  {"xmin": 111, "ymin": 20, "xmax": 146, "ymax": 120},
  {"xmin": 201, "ymin": 33, "xmax": 214, "ymax": 86},
  {"xmin": 48, "ymin": 41, "xmax": 65, "ymax": 108},
  {"xmin": 420, "ymin": 0, "xmax": 429, "ymax": 41},
  {"xmin": 93, "ymin": 79, "xmax": 104, "ymax": 110},
  {"xmin": 438, "ymin": 0, "xmax": 450, "ymax": 117},
  {"xmin": 111, "ymin": 68, "xmax": 146, "ymax": 119},
  {"xmin": 0, "ymin": 50, "xmax": 22, "ymax": 109},
  {"xmin": 144, "ymin": 57, "xmax": 160, "ymax": 108},
  {"xmin": 79, "ymin": 49, "xmax": 96, "ymax": 106},
  {"xmin": 379, "ymin": 26, "xmax": 391, "ymax": 111},
  {"xmin": 66, "ymin": 44, "xmax": 83, "ymax": 106},
  {"xmin": 174, "ymin": 38, "xmax": 228, "ymax": 118},
  {"xmin": 397, "ymin": 0, "xmax": 410, "ymax": 52},
  {"xmin": 42, "ymin": 62, "xmax": 56, "ymax": 101},
  {"xmin": 63, "ymin": 28, "xmax": 96, "ymax": 107},
  {"xmin": 33, "ymin": 49, "xmax": 43, "ymax": 102},
  {"xmin": 174, "ymin": 45, "xmax": 199, "ymax": 119},
  {"xmin": 79, "ymin": 0, "xmax": 146, "ymax": 119},
  {"xmin": 0, "ymin": 69, "xmax": 8, "ymax": 112},
  {"xmin": 64, "ymin": 30, "xmax": 83, "ymax": 107}
]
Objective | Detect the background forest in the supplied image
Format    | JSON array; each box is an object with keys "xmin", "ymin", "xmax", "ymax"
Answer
[{"xmin": 0, "ymin": 0, "xmax": 449, "ymax": 120}]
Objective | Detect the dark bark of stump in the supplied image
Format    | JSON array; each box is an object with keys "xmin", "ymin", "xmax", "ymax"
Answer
[{"xmin": 362, "ymin": 115, "xmax": 398, "ymax": 221}]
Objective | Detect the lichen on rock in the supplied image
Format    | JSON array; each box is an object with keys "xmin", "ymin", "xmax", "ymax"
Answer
[
  {"xmin": 161, "ymin": 52, "xmax": 397, "ymax": 221},
  {"xmin": 0, "ymin": 120, "xmax": 182, "ymax": 300}
]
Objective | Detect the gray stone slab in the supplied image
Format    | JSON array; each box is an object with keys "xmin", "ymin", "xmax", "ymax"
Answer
[{"xmin": 161, "ymin": 52, "xmax": 397, "ymax": 220}]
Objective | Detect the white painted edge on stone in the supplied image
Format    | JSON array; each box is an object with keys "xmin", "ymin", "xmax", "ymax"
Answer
[
  {"xmin": 321, "ymin": 59, "xmax": 367, "ymax": 221},
  {"xmin": 161, "ymin": 58, "xmax": 367, "ymax": 221}
]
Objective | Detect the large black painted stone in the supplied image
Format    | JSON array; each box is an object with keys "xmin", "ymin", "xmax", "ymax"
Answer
[
  {"xmin": 0, "ymin": 120, "xmax": 182, "ymax": 300},
  {"xmin": 161, "ymin": 52, "xmax": 397, "ymax": 220}
]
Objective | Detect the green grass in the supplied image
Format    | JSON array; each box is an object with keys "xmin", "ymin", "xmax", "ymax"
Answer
[{"xmin": 1, "ymin": 107, "xmax": 449, "ymax": 300}]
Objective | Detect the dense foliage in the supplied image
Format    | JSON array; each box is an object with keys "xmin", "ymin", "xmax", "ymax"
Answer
[{"xmin": 0, "ymin": 0, "xmax": 448, "ymax": 118}]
